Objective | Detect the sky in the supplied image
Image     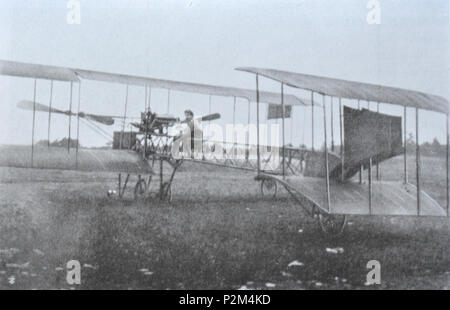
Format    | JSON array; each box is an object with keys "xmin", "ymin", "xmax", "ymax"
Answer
[{"xmin": 0, "ymin": 0, "xmax": 448, "ymax": 148}]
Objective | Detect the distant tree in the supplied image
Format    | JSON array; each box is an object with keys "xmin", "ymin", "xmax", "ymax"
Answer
[
  {"xmin": 407, "ymin": 137, "xmax": 446, "ymax": 157},
  {"xmin": 35, "ymin": 140, "xmax": 50, "ymax": 147},
  {"xmin": 406, "ymin": 133, "xmax": 416, "ymax": 153},
  {"xmin": 35, "ymin": 138, "xmax": 81, "ymax": 148},
  {"xmin": 422, "ymin": 137, "xmax": 445, "ymax": 156},
  {"xmin": 430, "ymin": 138, "xmax": 441, "ymax": 155}
]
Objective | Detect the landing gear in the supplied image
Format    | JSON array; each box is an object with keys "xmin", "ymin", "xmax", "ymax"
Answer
[
  {"xmin": 132, "ymin": 177, "xmax": 173, "ymax": 203},
  {"xmin": 150, "ymin": 155, "xmax": 156, "ymax": 168},
  {"xmin": 119, "ymin": 158, "xmax": 181, "ymax": 204},
  {"xmin": 260, "ymin": 178, "xmax": 278, "ymax": 198},
  {"xmin": 255, "ymin": 174, "xmax": 349, "ymax": 237},
  {"xmin": 134, "ymin": 177, "xmax": 148, "ymax": 201},
  {"xmin": 317, "ymin": 213, "xmax": 347, "ymax": 236},
  {"xmin": 160, "ymin": 182, "xmax": 172, "ymax": 204}
]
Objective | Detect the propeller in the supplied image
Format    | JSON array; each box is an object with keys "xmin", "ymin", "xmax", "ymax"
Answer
[
  {"xmin": 17, "ymin": 100, "xmax": 115, "ymax": 126},
  {"xmin": 153, "ymin": 114, "xmax": 180, "ymax": 123},
  {"xmin": 199, "ymin": 113, "xmax": 221, "ymax": 122},
  {"xmin": 180, "ymin": 113, "xmax": 221, "ymax": 123}
]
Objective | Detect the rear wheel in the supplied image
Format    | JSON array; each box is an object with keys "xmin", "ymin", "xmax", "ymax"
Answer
[
  {"xmin": 317, "ymin": 213, "xmax": 347, "ymax": 236},
  {"xmin": 134, "ymin": 179, "xmax": 147, "ymax": 201},
  {"xmin": 260, "ymin": 179, "xmax": 278, "ymax": 198},
  {"xmin": 161, "ymin": 182, "xmax": 172, "ymax": 204}
]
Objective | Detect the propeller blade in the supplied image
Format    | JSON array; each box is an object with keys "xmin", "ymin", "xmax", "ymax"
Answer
[
  {"xmin": 17, "ymin": 100, "xmax": 66, "ymax": 114},
  {"xmin": 200, "ymin": 113, "xmax": 221, "ymax": 122},
  {"xmin": 84, "ymin": 114, "xmax": 115, "ymax": 126},
  {"xmin": 17, "ymin": 100, "xmax": 114, "ymax": 126},
  {"xmin": 155, "ymin": 114, "xmax": 179, "ymax": 123}
]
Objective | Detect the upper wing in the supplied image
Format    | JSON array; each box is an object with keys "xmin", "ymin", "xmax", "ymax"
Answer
[
  {"xmin": 0, "ymin": 60, "xmax": 79, "ymax": 82},
  {"xmin": 237, "ymin": 67, "xmax": 449, "ymax": 114},
  {"xmin": 0, "ymin": 60, "xmax": 311, "ymax": 107}
]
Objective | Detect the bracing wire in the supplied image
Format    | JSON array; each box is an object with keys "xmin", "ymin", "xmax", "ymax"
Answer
[
  {"xmin": 80, "ymin": 118, "xmax": 112, "ymax": 142},
  {"xmin": 85, "ymin": 118, "xmax": 113, "ymax": 139}
]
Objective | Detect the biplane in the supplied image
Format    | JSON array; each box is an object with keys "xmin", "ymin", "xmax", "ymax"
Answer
[
  {"xmin": 0, "ymin": 60, "xmax": 307, "ymax": 203},
  {"xmin": 236, "ymin": 67, "xmax": 449, "ymax": 235},
  {"xmin": 0, "ymin": 60, "xmax": 448, "ymax": 236}
]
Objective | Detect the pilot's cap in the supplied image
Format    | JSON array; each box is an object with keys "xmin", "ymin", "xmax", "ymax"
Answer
[{"xmin": 184, "ymin": 109, "xmax": 194, "ymax": 116}]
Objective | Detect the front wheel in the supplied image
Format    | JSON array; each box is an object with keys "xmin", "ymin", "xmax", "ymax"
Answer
[
  {"xmin": 260, "ymin": 178, "xmax": 278, "ymax": 198},
  {"xmin": 317, "ymin": 213, "xmax": 347, "ymax": 236}
]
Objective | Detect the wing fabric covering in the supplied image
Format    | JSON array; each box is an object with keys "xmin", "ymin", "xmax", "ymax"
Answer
[
  {"xmin": 0, "ymin": 60, "xmax": 312, "ymax": 107},
  {"xmin": 236, "ymin": 67, "xmax": 449, "ymax": 114},
  {"xmin": 0, "ymin": 60, "xmax": 79, "ymax": 82},
  {"xmin": 0, "ymin": 145, "xmax": 152, "ymax": 174}
]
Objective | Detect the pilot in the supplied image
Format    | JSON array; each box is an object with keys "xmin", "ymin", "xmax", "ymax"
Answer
[
  {"xmin": 183, "ymin": 110, "xmax": 195, "ymax": 156},
  {"xmin": 184, "ymin": 109, "xmax": 194, "ymax": 132},
  {"xmin": 145, "ymin": 109, "xmax": 155, "ymax": 130},
  {"xmin": 177, "ymin": 110, "xmax": 203, "ymax": 158}
]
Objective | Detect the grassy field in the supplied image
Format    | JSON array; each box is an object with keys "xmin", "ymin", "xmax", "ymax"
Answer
[{"xmin": 0, "ymin": 155, "xmax": 448, "ymax": 290}]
